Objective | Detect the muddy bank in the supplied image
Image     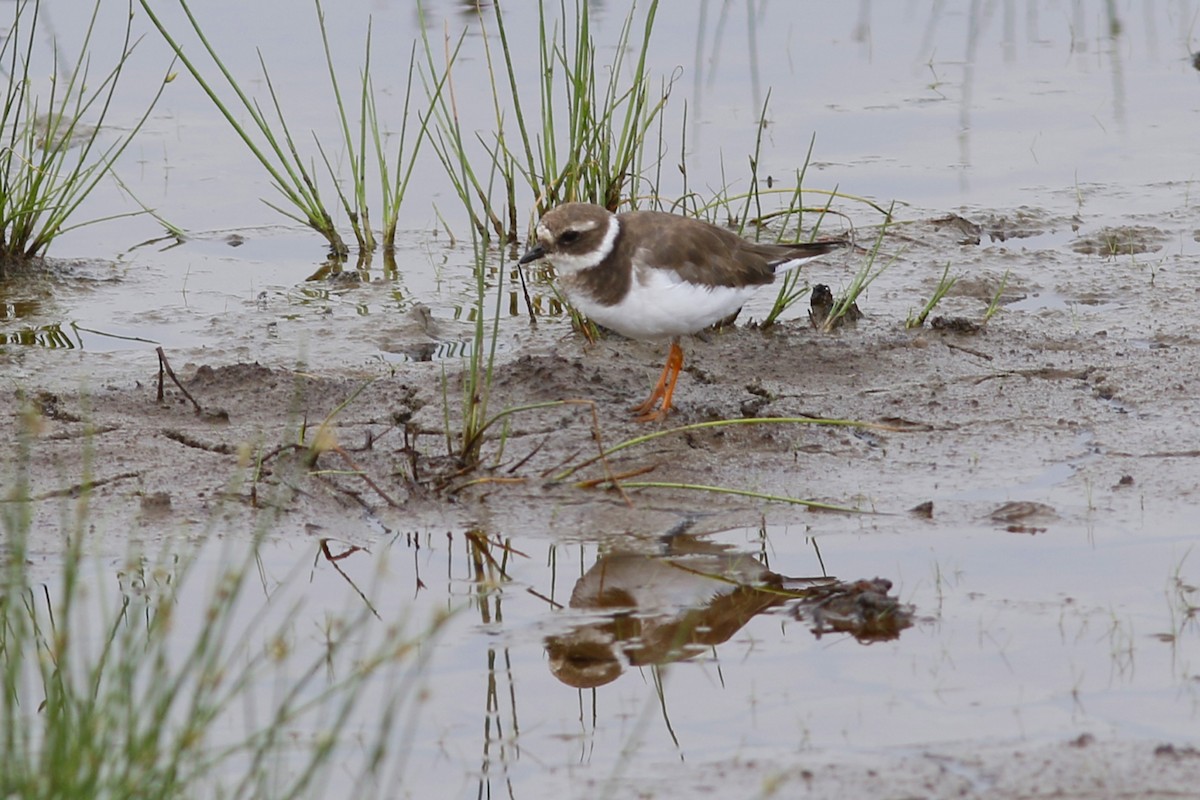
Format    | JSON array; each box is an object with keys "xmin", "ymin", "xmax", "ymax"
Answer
[{"xmin": 4, "ymin": 215, "xmax": 1197, "ymax": 550}]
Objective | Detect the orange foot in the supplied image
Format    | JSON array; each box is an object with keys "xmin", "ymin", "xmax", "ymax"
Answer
[{"xmin": 630, "ymin": 339, "xmax": 684, "ymax": 423}]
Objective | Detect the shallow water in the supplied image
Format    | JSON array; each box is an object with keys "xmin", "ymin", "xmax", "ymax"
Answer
[
  {"xmin": 38, "ymin": 509, "xmax": 1190, "ymax": 797},
  {"xmin": 5, "ymin": 1, "xmax": 1200, "ymax": 797}
]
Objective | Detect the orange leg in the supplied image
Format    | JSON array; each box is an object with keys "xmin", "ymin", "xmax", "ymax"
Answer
[{"xmin": 631, "ymin": 339, "xmax": 685, "ymax": 422}]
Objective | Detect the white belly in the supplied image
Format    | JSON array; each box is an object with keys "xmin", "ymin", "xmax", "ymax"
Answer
[{"xmin": 566, "ymin": 268, "xmax": 761, "ymax": 341}]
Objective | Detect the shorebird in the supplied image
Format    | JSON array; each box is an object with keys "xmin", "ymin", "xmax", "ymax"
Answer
[{"xmin": 519, "ymin": 203, "xmax": 843, "ymax": 420}]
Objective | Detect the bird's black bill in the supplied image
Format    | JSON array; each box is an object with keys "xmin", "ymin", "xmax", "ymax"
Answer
[{"xmin": 518, "ymin": 245, "xmax": 546, "ymax": 265}]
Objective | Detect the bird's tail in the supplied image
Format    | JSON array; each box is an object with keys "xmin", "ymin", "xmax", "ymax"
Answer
[{"xmin": 770, "ymin": 236, "xmax": 849, "ymax": 274}]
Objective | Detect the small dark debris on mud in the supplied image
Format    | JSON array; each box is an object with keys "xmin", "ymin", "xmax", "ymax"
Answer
[
  {"xmin": 910, "ymin": 500, "xmax": 934, "ymax": 518},
  {"xmin": 31, "ymin": 390, "xmax": 82, "ymax": 423},
  {"xmin": 139, "ymin": 491, "xmax": 172, "ymax": 514},
  {"xmin": 930, "ymin": 213, "xmax": 983, "ymax": 245},
  {"xmin": 1155, "ymin": 744, "xmax": 1200, "ymax": 760},
  {"xmin": 931, "ymin": 315, "xmax": 982, "ymax": 335},
  {"xmin": 740, "ymin": 397, "xmax": 770, "ymax": 417},
  {"xmin": 808, "ymin": 284, "xmax": 863, "ymax": 329},
  {"xmin": 162, "ymin": 429, "xmax": 238, "ymax": 455}
]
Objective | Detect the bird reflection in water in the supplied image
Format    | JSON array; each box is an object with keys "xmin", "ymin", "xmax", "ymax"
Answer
[{"xmin": 545, "ymin": 536, "xmax": 913, "ymax": 688}]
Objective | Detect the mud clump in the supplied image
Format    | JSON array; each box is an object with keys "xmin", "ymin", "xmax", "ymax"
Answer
[
  {"xmin": 931, "ymin": 316, "xmax": 982, "ymax": 335},
  {"xmin": 189, "ymin": 362, "xmax": 279, "ymax": 390},
  {"xmin": 808, "ymin": 283, "xmax": 863, "ymax": 329},
  {"xmin": 978, "ymin": 210, "xmax": 1054, "ymax": 243},
  {"xmin": 1071, "ymin": 225, "xmax": 1166, "ymax": 256}
]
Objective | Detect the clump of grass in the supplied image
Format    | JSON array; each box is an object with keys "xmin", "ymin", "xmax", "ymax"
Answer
[
  {"xmin": 420, "ymin": 0, "xmax": 671, "ymax": 241},
  {"xmin": 419, "ymin": 1, "xmax": 903, "ymax": 464},
  {"xmin": 139, "ymin": 0, "xmax": 346, "ymax": 256},
  {"xmin": 414, "ymin": 19, "xmax": 510, "ymax": 466},
  {"xmin": 416, "ymin": 22, "xmax": 498, "ymax": 242},
  {"xmin": 497, "ymin": 0, "xmax": 668, "ymax": 215},
  {"xmin": 436, "ymin": 197, "xmax": 610, "ymax": 471},
  {"xmin": 313, "ymin": 2, "xmax": 443, "ymax": 259},
  {"xmin": 455, "ymin": 237, "xmax": 508, "ymax": 466},
  {"xmin": 906, "ymin": 262, "xmax": 957, "ymax": 328},
  {"xmin": 414, "ymin": 16, "xmax": 547, "ymax": 469},
  {"xmin": 139, "ymin": 0, "xmax": 437, "ymax": 262},
  {"xmin": 0, "ymin": 0, "xmax": 168, "ymax": 273}
]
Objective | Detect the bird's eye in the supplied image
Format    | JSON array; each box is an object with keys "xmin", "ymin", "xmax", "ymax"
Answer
[{"xmin": 559, "ymin": 230, "xmax": 581, "ymax": 245}]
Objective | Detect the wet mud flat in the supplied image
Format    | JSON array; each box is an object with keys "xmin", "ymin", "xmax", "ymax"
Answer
[
  {"xmin": 3, "ymin": 214, "xmax": 1200, "ymax": 797},
  {"xmin": 4, "ymin": 216, "xmax": 1195, "ymax": 545}
]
